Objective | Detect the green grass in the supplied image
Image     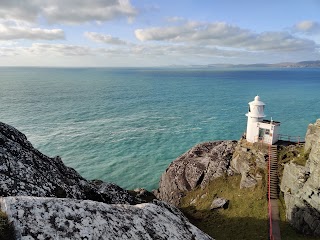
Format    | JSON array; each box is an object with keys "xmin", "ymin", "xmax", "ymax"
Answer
[
  {"xmin": 0, "ymin": 211, "xmax": 15, "ymax": 240},
  {"xmin": 179, "ymin": 174, "xmax": 319, "ymax": 240},
  {"xmin": 180, "ymin": 175, "xmax": 268, "ymax": 240}
]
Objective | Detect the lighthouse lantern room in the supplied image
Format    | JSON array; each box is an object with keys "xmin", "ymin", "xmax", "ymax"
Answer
[{"xmin": 245, "ymin": 96, "xmax": 280, "ymax": 145}]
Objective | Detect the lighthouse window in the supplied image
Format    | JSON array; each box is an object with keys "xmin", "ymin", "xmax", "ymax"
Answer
[
  {"xmin": 248, "ymin": 106, "xmax": 251, "ymax": 112},
  {"xmin": 265, "ymin": 129, "xmax": 270, "ymax": 135}
]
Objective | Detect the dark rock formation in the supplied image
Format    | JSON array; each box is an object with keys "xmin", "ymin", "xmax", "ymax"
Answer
[
  {"xmin": 0, "ymin": 197, "xmax": 213, "ymax": 240},
  {"xmin": 154, "ymin": 140, "xmax": 237, "ymax": 206},
  {"xmin": 0, "ymin": 122, "xmax": 137, "ymax": 204},
  {"xmin": 90, "ymin": 180, "xmax": 137, "ymax": 204},
  {"xmin": 280, "ymin": 119, "xmax": 320, "ymax": 236}
]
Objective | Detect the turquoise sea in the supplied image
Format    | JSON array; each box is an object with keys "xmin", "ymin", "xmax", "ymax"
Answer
[{"xmin": 1, "ymin": 67, "xmax": 319, "ymax": 190}]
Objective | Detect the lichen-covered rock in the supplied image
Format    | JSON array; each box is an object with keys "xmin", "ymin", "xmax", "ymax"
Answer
[
  {"xmin": 0, "ymin": 196, "xmax": 213, "ymax": 240},
  {"xmin": 0, "ymin": 122, "xmax": 137, "ymax": 204},
  {"xmin": 280, "ymin": 119, "xmax": 320, "ymax": 236},
  {"xmin": 154, "ymin": 141, "xmax": 237, "ymax": 206}
]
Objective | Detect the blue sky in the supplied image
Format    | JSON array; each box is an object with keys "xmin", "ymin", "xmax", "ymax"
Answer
[{"xmin": 0, "ymin": 0, "xmax": 320, "ymax": 66}]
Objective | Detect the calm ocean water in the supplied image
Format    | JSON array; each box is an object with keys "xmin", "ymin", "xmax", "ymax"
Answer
[{"xmin": 1, "ymin": 67, "xmax": 319, "ymax": 190}]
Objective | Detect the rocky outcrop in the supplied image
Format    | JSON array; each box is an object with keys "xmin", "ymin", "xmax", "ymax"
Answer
[
  {"xmin": 230, "ymin": 139, "xmax": 268, "ymax": 188},
  {"xmin": 280, "ymin": 119, "xmax": 320, "ymax": 236},
  {"xmin": 0, "ymin": 122, "xmax": 137, "ymax": 204},
  {"xmin": 154, "ymin": 141, "xmax": 237, "ymax": 206},
  {"xmin": 155, "ymin": 139, "xmax": 270, "ymax": 206},
  {"xmin": 1, "ymin": 196, "xmax": 212, "ymax": 240}
]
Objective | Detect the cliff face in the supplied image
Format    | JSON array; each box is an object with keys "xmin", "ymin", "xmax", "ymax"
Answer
[{"xmin": 280, "ymin": 119, "xmax": 320, "ymax": 236}]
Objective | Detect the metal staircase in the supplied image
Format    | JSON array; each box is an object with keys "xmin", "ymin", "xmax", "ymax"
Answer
[
  {"xmin": 269, "ymin": 145, "xmax": 279, "ymax": 199},
  {"xmin": 268, "ymin": 145, "xmax": 281, "ymax": 240}
]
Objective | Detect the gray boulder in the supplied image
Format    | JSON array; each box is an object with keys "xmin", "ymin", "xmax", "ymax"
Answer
[
  {"xmin": 0, "ymin": 196, "xmax": 213, "ymax": 240},
  {"xmin": 210, "ymin": 197, "xmax": 229, "ymax": 210},
  {"xmin": 154, "ymin": 141, "xmax": 237, "ymax": 206}
]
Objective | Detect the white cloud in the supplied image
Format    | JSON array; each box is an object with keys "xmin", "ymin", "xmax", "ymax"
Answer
[
  {"xmin": 135, "ymin": 21, "xmax": 318, "ymax": 53},
  {"xmin": 0, "ymin": 24, "xmax": 64, "ymax": 40},
  {"xmin": 0, "ymin": 0, "xmax": 40, "ymax": 22},
  {"xmin": 84, "ymin": 32, "xmax": 127, "ymax": 45},
  {"xmin": 135, "ymin": 21, "xmax": 201, "ymax": 41},
  {"xmin": 0, "ymin": 0, "xmax": 137, "ymax": 24},
  {"xmin": 29, "ymin": 43, "xmax": 94, "ymax": 56},
  {"xmin": 293, "ymin": 20, "xmax": 320, "ymax": 35}
]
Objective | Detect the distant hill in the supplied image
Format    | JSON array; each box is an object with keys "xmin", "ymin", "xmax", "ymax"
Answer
[{"xmin": 207, "ymin": 60, "xmax": 320, "ymax": 68}]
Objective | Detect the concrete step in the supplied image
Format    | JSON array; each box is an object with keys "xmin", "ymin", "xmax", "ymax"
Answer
[{"xmin": 269, "ymin": 192, "xmax": 278, "ymax": 196}]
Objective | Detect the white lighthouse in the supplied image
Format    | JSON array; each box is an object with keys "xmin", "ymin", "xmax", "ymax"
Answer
[{"xmin": 245, "ymin": 96, "xmax": 280, "ymax": 144}]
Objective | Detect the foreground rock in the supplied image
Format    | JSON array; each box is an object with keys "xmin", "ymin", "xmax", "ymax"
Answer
[
  {"xmin": 280, "ymin": 119, "xmax": 320, "ymax": 236},
  {"xmin": 154, "ymin": 141, "xmax": 237, "ymax": 206},
  {"xmin": 1, "ymin": 196, "xmax": 212, "ymax": 240},
  {"xmin": 0, "ymin": 122, "xmax": 137, "ymax": 204}
]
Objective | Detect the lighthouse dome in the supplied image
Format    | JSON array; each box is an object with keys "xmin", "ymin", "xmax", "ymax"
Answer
[{"xmin": 246, "ymin": 95, "xmax": 266, "ymax": 118}]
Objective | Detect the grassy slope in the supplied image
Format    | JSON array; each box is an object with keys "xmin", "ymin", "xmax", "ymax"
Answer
[
  {"xmin": 180, "ymin": 175, "xmax": 268, "ymax": 240},
  {"xmin": 179, "ymin": 174, "xmax": 319, "ymax": 240}
]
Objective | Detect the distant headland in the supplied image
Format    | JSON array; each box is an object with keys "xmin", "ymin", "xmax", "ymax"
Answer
[{"xmin": 170, "ymin": 60, "xmax": 320, "ymax": 68}]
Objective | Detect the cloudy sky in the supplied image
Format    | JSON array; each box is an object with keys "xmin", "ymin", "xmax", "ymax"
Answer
[{"xmin": 0, "ymin": 0, "xmax": 320, "ymax": 67}]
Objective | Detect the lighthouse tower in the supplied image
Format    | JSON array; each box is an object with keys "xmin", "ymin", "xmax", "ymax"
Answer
[
  {"xmin": 246, "ymin": 96, "xmax": 266, "ymax": 143},
  {"xmin": 245, "ymin": 95, "xmax": 280, "ymax": 144}
]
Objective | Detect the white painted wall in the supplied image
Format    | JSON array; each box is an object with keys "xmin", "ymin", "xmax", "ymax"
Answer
[{"xmin": 246, "ymin": 96, "xmax": 265, "ymax": 143}]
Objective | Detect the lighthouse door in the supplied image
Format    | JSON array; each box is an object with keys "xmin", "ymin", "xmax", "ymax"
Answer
[{"xmin": 258, "ymin": 128, "xmax": 265, "ymax": 140}]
